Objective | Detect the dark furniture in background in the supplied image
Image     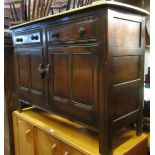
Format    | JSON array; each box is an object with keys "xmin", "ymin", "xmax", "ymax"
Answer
[
  {"xmin": 51, "ymin": 0, "xmax": 93, "ymax": 14},
  {"xmin": 4, "ymin": 0, "xmax": 94, "ymax": 26},
  {"xmin": 4, "ymin": 30, "xmax": 16, "ymax": 155},
  {"xmin": 11, "ymin": 2, "xmax": 148, "ymax": 154},
  {"xmin": 4, "ymin": 0, "xmax": 53, "ymax": 25}
]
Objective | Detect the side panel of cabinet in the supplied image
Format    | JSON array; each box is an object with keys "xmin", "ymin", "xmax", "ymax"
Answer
[
  {"xmin": 14, "ymin": 47, "xmax": 45, "ymax": 106},
  {"xmin": 35, "ymin": 128, "xmax": 61, "ymax": 155},
  {"xmin": 13, "ymin": 114, "xmax": 35, "ymax": 155},
  {"xmin": 107, "ymin": 9, "xmax": 145, "ymax": 127},
  {"xmin": 48, "ymin": 46, "xmax": 99, "ymax": 127}
]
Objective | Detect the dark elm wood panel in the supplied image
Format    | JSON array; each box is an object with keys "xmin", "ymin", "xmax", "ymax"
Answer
[
  {"xmin": 72, "ymin": 54, "xmax": 95, "ymax": 106},
  {"xmin": 113, "ymin": 86, "xmax": 139, "ymax": 119},
  {"xmin": 18, "ymin": 54, "xmax": 30, "ymax": 88},
  {"xmin": 112, "ymin": 18, "xmax": 141, "ymax": 48},
  {"xmin": 11, "ymin": 2, "xmax": 148, "ymax": 155},
  {"xmin": 52, "ymin": 54, "xmax": 69, "ymax": 99},
  {"xmin": 113, "ymin": 56, "xmax": 140, "ymax": 84},
  {"xmin": 31, "ymin": 54, "xmax": 43, "ymax": 92}
]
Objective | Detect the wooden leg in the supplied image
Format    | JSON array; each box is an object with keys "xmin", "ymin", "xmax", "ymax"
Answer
[
  {"xmin": 17, "ymin": 100, "xmax": 22, "ymax": 112},
  {"xmin": 17, "ymin": 100, "xmax": 31, "ymax": 112},
  {"xmin": 100, "ymin": 145, "xmax": 112, "ymax": 155},
  {"xmin": 136, "ymin": 118, "xmax": 143, "ymax": 136},
  {"xmin": 99, "ymin": 129, "xmax": 113, "ymax": 155}
]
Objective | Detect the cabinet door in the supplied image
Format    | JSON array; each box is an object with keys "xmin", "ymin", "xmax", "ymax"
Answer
[
  {"xmin": 35, "ymin": 128, "xmax": 61, "ymax": 155},
  {"xmin": 48, "ymin": 45, "xmax": 99, "ymax": 127},
  {"xmin": 14, "ymin": 47, "xmax": 45, "ymax": 106},
  {"xmin": 15, "ymin": 117, "xmax": 35, "ymax": 155}
]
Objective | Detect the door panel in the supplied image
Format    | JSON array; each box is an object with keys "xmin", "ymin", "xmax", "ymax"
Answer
[
  {"xmin": 30, "ymin": 54, "xmax": 43, "ymax": 92},
  {"xmin": 53, "ymin": 54, "xmax": 69, "ymax": 99},
  {"xmin": 18, "ymin": 54, "xmax": 30, "ymax": 88},
  {"xmin": 72, "ymin": 54, "xmax": 95, "ymax": 106}
]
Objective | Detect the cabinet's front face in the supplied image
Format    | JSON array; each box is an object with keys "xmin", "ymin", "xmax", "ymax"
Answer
[
  {"xmin": 48, "ymin": 45, "xmax": 99, "ymax": 127},
  {"xmin": 13, "ymin": 12, "xmax": 100, "ymax": 128}
]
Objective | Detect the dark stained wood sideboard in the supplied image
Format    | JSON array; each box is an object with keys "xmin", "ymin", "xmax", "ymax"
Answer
[{"xmin": 10, "ymin": 2, "xmax": 148, "ymax": 155}]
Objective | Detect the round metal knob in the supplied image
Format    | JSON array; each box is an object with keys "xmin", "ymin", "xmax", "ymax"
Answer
[
  {"xmin": 51, "ymin": 144, "xmax": 57, "ymax": 150},
  {"xmin": 52, "ymin": 32, "xmax": 59, "ymax": 38},
  {"xmin": 78, "ymin": 27, "xmax": 86, "ymax": 35}
]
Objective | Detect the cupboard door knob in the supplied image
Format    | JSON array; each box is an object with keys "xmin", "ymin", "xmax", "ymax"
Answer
[
  {"xmin": 38, "ymin": 64, "xmax": 45, "ymax": 78},
  {"xmin": 18, "ymin": 120, "xmax": 21, "ymax": 124},
  {"xmin": 25, "ymin": 129, "xmax": 32, "ymax": 143},
  {"xmin": 51, "ymin": 143, "xmax": 57, "ymax": 150},
  {"xmin": 64, "ymin": 151, "xmax": 69, "ymax": 155}
]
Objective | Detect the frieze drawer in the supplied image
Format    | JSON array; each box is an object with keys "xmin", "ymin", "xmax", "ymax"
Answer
[
  {"xmin": 15, "ymin": 31, "xmax": 42, "ymax": 45},
  {"xmin": 47, "ymin": 16, "xmax": 98, "ymax": 44}
]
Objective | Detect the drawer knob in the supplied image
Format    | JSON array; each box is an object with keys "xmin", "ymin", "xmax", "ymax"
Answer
[
  {"xmin": 64, "ymin": 151, "xmax": 69, "ymax": 155},
  {"xmin": 25, "ymin": 129, "xmax": 32, "ymax": 143},
  {"xmin": 18, "ymin": 120, "xmax": 21, "ymax": 124},
  {"xmin": 78, "ymin": 27, "xmax": 86, "ymax": 35},
  {"xmin": 31, "ymin": 35, "xmax": 39, "ymax": 40},
  {"xmin": 52, "ymin": 32, "xmax": 59, "ymax": 38},
  {"xmin": 51, "ymin": 144, "xmax": 57, "ymax": 150},
  {"xmin": 16, "ymin": 38, "xmax": 23, "ymax": 42}
]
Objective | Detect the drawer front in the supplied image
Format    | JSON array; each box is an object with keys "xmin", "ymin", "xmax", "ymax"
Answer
[
  {"xmin": 47, "ymin": 15, "xmax": 98, "ymax": 44},
  {"xmin": 15, "ymin": 30, "xmax": 42, "ymax": 45},
  {"xmin": 15, "ymin": 117, "xmax": 35, "ymax": 155},
  {"xmin": 35, "ymin": 128, "xmax": 61, "ymax": 155}
]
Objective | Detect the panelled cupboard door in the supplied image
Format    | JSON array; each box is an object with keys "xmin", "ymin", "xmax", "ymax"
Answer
[
  {"xmin": 48, "ymin": 45, "xmax": 99, "ymax": 126},
  {"xmin": 35, "ymin": 128, "xmax": 61, "ymax": 155},
  {"xmin": 15, "ymin": 117, "xmax": 35, "ymax": 155},
  {"xmin": 14, "ymin": 47, "xmax": 45, "ymax": 106}
]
